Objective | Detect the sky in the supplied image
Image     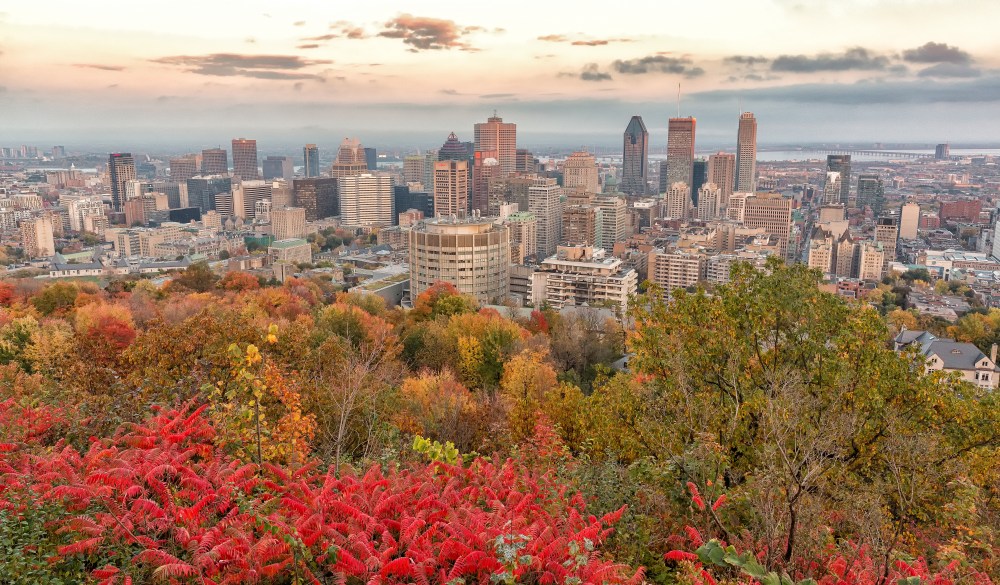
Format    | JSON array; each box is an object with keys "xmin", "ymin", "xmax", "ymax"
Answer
[{"xmin": 2, "ymin": 0, "xmax": 1000, "ymax": 150}]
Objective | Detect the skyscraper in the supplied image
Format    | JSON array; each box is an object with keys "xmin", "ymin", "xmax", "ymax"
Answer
[
  {"xmin": 735, "ymin": 112, "xmax": 757, "ymax": 193},
  {"xmin": 303, "ymin": 144, "xmax": 320, "ymax": 178},
  {"xmin": 707, "ymin": 152, "xmax": 736, "ymax": 211},
  {"xmin": 231, "ymin": 138, "xmax": 259, "ymax": 180},
  {"xmin": 827, "ymin": 155, "xmax": 851, "ymax": 206},
  {"xmin": 108, "ymin": 152, "xmax": 136, "ymax": 212},
  {"xmin": 666, "ymin": 117, "xmax": 696, "ymax": 196},
  {"xmin": 691, "ymin": 159, "xmax": 707, "ymax": 202},
  {"xmin": 935, "ymin": 143, "xmax": 950, "ymax": 160},
  {"xmin": 528, "ymin": 178, "xmax": 563, "ymax": 259},
  {"xmin": 622, "ymin": 116, "xmax": 649, "ymax": 196},
  {"xmin": 857, "ymin": 173, "xmax": 885, "ymax": 215},
  {"xmin": 169, "ymin": 156, "xmax": 200, "ymax": 183},
  {"xmin": 474, "ymin": 114, "xmax": 516, "ymax": 176},
  {"xmin": 330, "ymin": 138, "xmax": 368, "ymax": 178},
  {"xmin": 339, "ymin": 174, "xmax": 393, "ymax": 227},
  {"xmin": 364, "ymin": 147, "xmax": 378, "ymax": 171},
  {"xmin": 409, "ymin": 218, "xmax": 511, "ymax": 303},
  {"xmin": 472, "ymin": 151, "xmax": 500, "ymax": 214},
  {"xmin": 292, "ymin": 178, "xmax": 338, "ymax": 221},
  {"xmin": 563, "ymin": 151, "xmax": 600, "ymax": 194},
  {"xmin": 439, "ymin": 132, "xmax": 471, "ymax": 161},
  {"xmin": 186, "ymin": 176, "xmax": 232, "ymax": 213},
  {"xmin": 900, "ymin": 202, "xmax": 920, "ymax": 240},
  {"xmin": 433, "ymin": 159, "xmax": 469, "ymax": 218},
  {"xmin": 201, "ymin": 148, "xmax": 228, "ymax": 175},
  {"xmin": 262, "ymin": 156, "xmax": 294, "ymax": 181}
]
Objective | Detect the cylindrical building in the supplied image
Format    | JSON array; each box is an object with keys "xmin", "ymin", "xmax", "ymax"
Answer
[{"xmin": 409, "ymin": 216, "xmax": 510, "ymax": 304}]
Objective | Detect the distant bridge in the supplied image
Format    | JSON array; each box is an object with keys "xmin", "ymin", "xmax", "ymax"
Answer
[{"xmin": 796, "ymin": 148, "xmax": 935, "ymax": 160}]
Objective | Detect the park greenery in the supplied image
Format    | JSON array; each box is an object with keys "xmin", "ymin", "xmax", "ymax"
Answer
[{"xmin": 0, "ymin": 258, "xmax": 997, "ymax": 584}]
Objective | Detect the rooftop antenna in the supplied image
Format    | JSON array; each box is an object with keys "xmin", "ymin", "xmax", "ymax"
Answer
[
  {"xmin": 677, "ymin": 83, "xmax": 681, "ymax": 118},
  {"xmin": 739, "ymin": 96, "xmax": 743, "ymax": 116}
]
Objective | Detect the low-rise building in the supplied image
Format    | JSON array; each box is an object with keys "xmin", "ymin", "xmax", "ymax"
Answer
[
  {"xmin": 894, "ymin": 330, "xmax": 998, "ymax": 389},
  {"xmin": 534, "ymin": 245, "xmax": 637, "ymax": 311}
]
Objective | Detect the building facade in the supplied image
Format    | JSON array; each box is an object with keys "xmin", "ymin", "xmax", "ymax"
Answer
[
  {"xmin": 408, "ymin": 217, "xmax": 511, "ymax": 303},
  {"xmin": 338, "ymin": 173, "xmax": 394, "ymax": 227},
  {"xmin": 621, "ymin": 116, "xmax": 649, "ymax": 196},
  {"xmin": 231, "ymin": 138, "xmax": 259, "ymax": 180},
  {"xmin": 735, "ymin": 112, "xmax": 757, "ymax": 193},
  {"xmin": 474, "ymin": 115, "xmax": 516, "ymax": 176}
]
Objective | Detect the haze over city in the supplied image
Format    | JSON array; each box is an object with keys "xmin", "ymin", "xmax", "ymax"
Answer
[{"xmin": 3, "ymin": 0, "xmax": 1000, "ymax": 147}]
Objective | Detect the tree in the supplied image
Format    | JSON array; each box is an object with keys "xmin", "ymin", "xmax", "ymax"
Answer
[
  {"xmin": 30, "ymin": 282, "xmax": 79, "ymax": 315},
  {"xmin": 411, "ymin": 281, "xmax": 478, "ymax": 321},
  {"xmin": 170, "ymin": 261, "xmax": 218, "ymax": 292}
]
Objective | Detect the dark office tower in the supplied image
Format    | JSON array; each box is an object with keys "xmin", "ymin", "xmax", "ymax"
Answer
[
  {"xmin": 666, "ymin": 117, "xmax": 696, "ymax": 191},
  {"xmin": 108, "ymin": 153, "xmax": 136, "ymax": 212},
  {"xmin": 292, "ymin": 177, "xmax": 338, "ymax": 221},
  {"xmin": 152, "ymin": 180, "xmax": 182, "ymax": 209},
  {"xmin": 263, "ymin": 156, "xmax": 294, "ymax": 181},
  {"xmin": 186, "ymin": 176, "xmax": 231, "ymax": 213},
  {"xmin": 303, "ymin": 144, "xmax": 320, "ymax": 177},
  {"xmin": 231, "ymin": 138, "xmax": 259, "ymax": 180},
  {"xmin": 621, "ymin": 115, "xmax": 649, "ymax": 196},
  {"xmin": 658, "ymin": 160, "xmax": 669, "ymax": 194},
  {"xmin": 691, "ymin": 160, "xmax": 708, "ymax": 204},
  {"xmin": 364, "ymin": 147, "xmax": 377, "ymax": 171},
  {"xmin": 169, "ymin": 156, "xmax": 199, "ymax": 183},
  {"xmin": 515, "ymin": 149, "xmax": 538, "ymax": 174},
  {"xmin": 393, "ymin": 185, "xmax": 434, "ymax": 221},
  {"xmin": 827, "ymin": 155, "xmax": 851, "ymax": 206},
  {"xmin": 735, "ymin": 112, "xmax": 757, "ymax": 193},
  {"xmin": 935, "ymin": 143, "xmax": 950, "ymax": 160},
  {"xmin": 438, "ymin": 132, "xmax": 471, "ymax": 161},
  {"xmin": 857, "ymin": 173, "xmax": 885, "ymax": 215},
  {"xmin": 201, "ymin": 148, "xmax": 228, "ymax": 175}
]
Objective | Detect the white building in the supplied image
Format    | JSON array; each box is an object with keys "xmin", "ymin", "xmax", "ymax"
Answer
[
  {"xmin": 340, "ymin": 173, "xmax": 394, "ymax": 227},
  {"xmin": 534, "ymin": 246, "xmax": 637, "ymax": 312}
]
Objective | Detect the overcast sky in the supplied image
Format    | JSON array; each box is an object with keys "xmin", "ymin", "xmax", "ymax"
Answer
[{"xmin": 2, "ymin": 0, "xmax": 999, "ymax": 150}]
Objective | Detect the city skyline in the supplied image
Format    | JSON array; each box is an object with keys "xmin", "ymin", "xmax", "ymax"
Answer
[{"xmin": 2, "ymin": 1, "xmax": 1000, "ymax": 145}]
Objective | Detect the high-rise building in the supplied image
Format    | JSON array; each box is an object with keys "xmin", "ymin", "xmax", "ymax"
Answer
[
  {"xmin": 563, "ymin": 151, "xmax": 600, "ymax": 194},
  {"xmin": 827, "ymin": 155, "xmax": 851, "ymax": 206},
  {"xmin": 169, "ymin": 156, "xmax": 200, "ymax": 183},
  {"xmin": 875, "ymin": 217, "xmax": 898, "ymax": 274},
  {"xmin": 439, "ymin": 132, "xmax": 471, "ymax": 161},
  {"xmin": 235, "ymin": 180, "xmax": 272, "ymax": 219},
  {"xmin": 622, "ymin": 115, "xmax": 649, "ymax": 196},
  {"xmin": 292, "ymin": 177, "xmax": 338, "ymax": 221},
  {"xmin": 824, "ymin": 172, "xmax": 842, "ymax": 206},
  {"xmin": 201, "ymin": 148, "xmax": 228, "ymax": 175},
  {"xmin": 665, "ymin": 182, "xmax": 691, "ymax": 220},
  {"xmin": 472, "ymin": 151, "xmax": 500, "ymax": 214},
  {"xmin": 658, "ymin": 160, "xmax": 669, "ymax": 194},
  {"xmin": 303, "ymin": 144, "xmax": 320, "ymax": 178},
  {"xmin": 691, "ymin": 160, "xmax": 707, "ymax": 202},
  {"xmin": 330, "ymin": 138, "xmax": 368, "ymax": 178},
  {"xmin": 403, "ymin": 155, "xmax": 426, "ymax": 185},
  {"xmin": 900, "ymin": 202, "xmax": 920, "ymax": 240},
  {"xmin": 735, "ymin": 112, "xmax": 757, "ymax": 193},
  {"xmin": 696, "ymin": 183, "xmax": 722, "ymax": 221},
  {"xmin": 666, "ymin": 117, "xmax": 696, "ymax": 194},
  {"xmin": 935, "ymin": 143, "xmax": 950, "ymax": 160},
  {"xmin": 515, "ymin": 149, "xmax": 537, "ymax": 174},
  {"xmin": 474, "ymin": 114, "xmax": 516, "ymax": 176},
  {"xmin": 562, "ymin": 205, "xmax": 601, "ymax": 247},
  {"xmin": 394, "ymin": 185, "xmax": 434, "ymax": 221},
  {"xmin": 707, "ymin": 152, "xmax": 736, "ymax": 211},
  {"xmin": 433, "ymin": 159, "xmax": 469, "ymax": 217},
  {"xmin": 231, "ymin": 139, "xmax": 259, "ymax": 180},
  {"xmin": 364, "ymin": 147, "xmax": 378, "ymax": 171},
  {"xmin": 505, "ymin": 211, "xmax": 537, "ymax": 264},
  {"xmin": 108, "ymin": 153, "xmax": 136, "ymax": 212},
  {"xmin": 20, "ymin": 215, "xmax": 55, "ymax": 258},
  {"xmin": 409, "ymin": 217, "xmax": 511, "ymax": 303},
  {"xmin": 857, "ymin": 242, "xmax": 885, "ymax": 281},
  {"xmin": 186, "ymin": 176, "xmax": 232, "ymax": 213},
  {"xmin": 339, "ymin": 173, "xmax": 393, "ymax": 227},
  {"xmin": 742, "ymin": 193, "xmax": 793, "ymax": 260},
  {"xmin": 528, "ymin": 178, "xmax": 563, "ymax": 259},
  {"xmin": 857, "ymin": 173, "xmax": 885, "ymax": 215},
  {"xmin": 271, "ymin": 207, "xmax": 307, "ymax": 241},
  {"xmin": 594, "ymin": 195, "xmax": 627, "ymax": 249},
  {"xmin": 262, "ymin": 156, "xmax": 294, "ymax": 181}
]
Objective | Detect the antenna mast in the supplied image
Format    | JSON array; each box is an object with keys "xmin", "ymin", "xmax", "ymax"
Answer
[{"xmin": 677, "ymin": 83, "xmax": 681, "ymax": 117}]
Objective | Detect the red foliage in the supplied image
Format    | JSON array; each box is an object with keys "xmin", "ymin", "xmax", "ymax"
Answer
[
  {"xmin": 0, "ymin": 281, "xmax": 15, "ymax": 307},
  {"xmin": 219, "ymin": 271, "xmax": 260, "ymax": 292},
  {"xmin": 527, "ymin": 310, "xmax": 550, "ymax": 335},
  {"xmin": 0, "ymin": 401, "xmax": 643, "ymax": 584}
]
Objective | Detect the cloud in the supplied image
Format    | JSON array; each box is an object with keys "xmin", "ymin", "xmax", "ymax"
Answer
[
  {"xmin": 580, "ymin": 63, "xmax": 612, "ymax": 81},
  {"xmin": 903, "ymin": 42, "xmax": 973, "ymax": 65},
  {"xmin": 695, "ymin": 75, "xmax": 1000, "ymax": 105},
  {"xmin": 918, "ymin": 63, "xmax": 981, "ymax": 78},
  {"xmin": 771, "ymin": 47, "xmax": 889, "ymax": 72},
  {"xmin": 539, "ymin": 34, "xmax": 633, "ymax": 46},
  {"xmin": 378, "ymin": 13, "xmax": 482, "ymax": 51},
  {"xmin": 297, "ymin": 44, "xmax": 320, "ymax": 50},
  {"xmin": 302, "ymin": 34, "xmax": 338, "ymax": 41},
  {"xmin": 440, "ymin": 89, "xmax": 461, "ymax": 95},
  {"xmin": 293, "ymin": 21, "xmax": 305, "ymax": 27},
  {"xmin": 151, "ymin": 53, "xmax": 331, "ymax": 80},
  {"xmin": 481, "ymin": 93, "xmax": 515, "ymax": 99},
  {"xmin": 612, "ymin": 55, "xmax": 704, "ymax": 77},
  {"xmin": 73, "ymin": 63, "xmax": 125, "ymax": 71},
  {"xmin": 724, "ymin": 55, "xmax": 769, "ymax": 66}
]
